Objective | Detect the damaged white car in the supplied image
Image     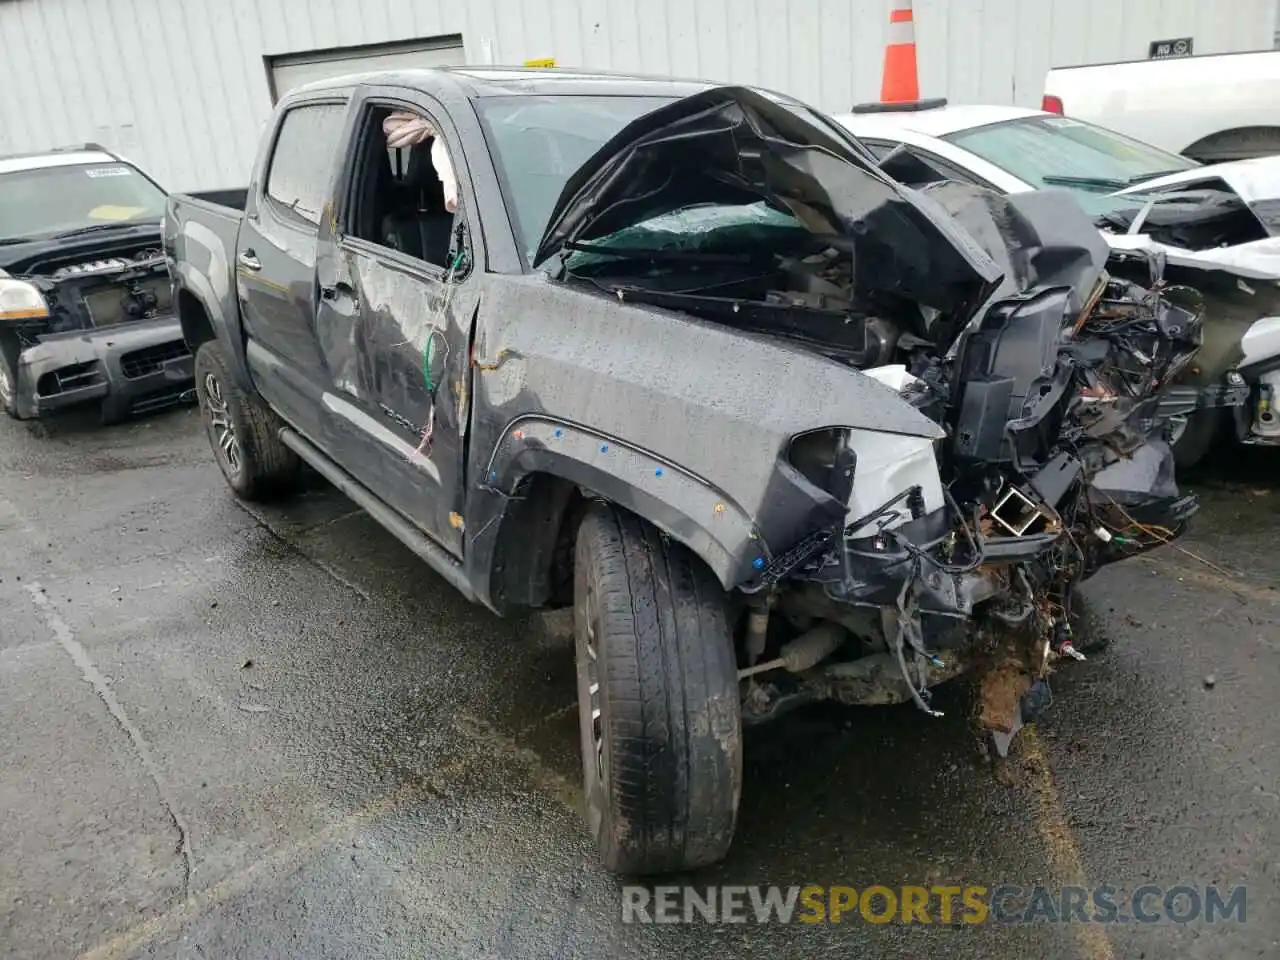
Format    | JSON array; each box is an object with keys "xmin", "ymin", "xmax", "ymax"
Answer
[{"xmin": 834, "ymin": 101, "xmax": 1278, "ymax": 466}]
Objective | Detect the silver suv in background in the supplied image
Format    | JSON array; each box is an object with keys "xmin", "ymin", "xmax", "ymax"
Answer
[{"xmin": 0, "ymin": 144, "xmax": 193, "ymax": 423}]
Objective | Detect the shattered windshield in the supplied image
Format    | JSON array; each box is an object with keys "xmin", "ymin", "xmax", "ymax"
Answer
[
  {"xmin": 943, "ymin": 116, "xmax": 1198, "ymax": 206},
  {"xmin": 477, "ymin": 95, "xmax": 677, "ymax": 265},
  {"xmin": 0, "ymin": 162, "xmax": 167, "ymax": 242},
  {"xmin": 563, "ymin": 202, "xmax": 808, "ymax": 271}
]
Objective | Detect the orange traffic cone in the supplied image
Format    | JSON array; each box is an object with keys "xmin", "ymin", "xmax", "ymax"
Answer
[{"xmin": 880, "ymin": 0, "xmax": 920, "ymax": 102}]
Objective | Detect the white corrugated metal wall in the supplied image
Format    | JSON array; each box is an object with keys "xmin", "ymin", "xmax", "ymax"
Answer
[{"xmin": 0, "ymin": 0, "xmax": 1274, "ymax": 191}]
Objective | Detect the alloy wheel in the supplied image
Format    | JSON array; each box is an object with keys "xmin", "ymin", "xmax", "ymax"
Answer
[{"xmin": 202, "ymin": 372, "xmax": 242, "ymax": 477}]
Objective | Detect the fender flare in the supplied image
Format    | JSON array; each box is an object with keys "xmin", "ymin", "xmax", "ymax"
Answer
[
  {"xmin": 472, "ymin": 416, "xmax": 769, "ymax": 600},
  {"xmin": 1181, "ymin": 125, "xmax": 1280, "ymax": 162},
  {"xmin": 172, "ymin": 221, "xmax": 254, "ymax": 393}
]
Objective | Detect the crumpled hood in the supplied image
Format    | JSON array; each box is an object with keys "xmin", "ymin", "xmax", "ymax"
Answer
[
  {"xmin": 1100, "ymin": 155, "xmax": 1280, "ymax": 279},
  {"xmin": 1104, "ymin": 233, "xmax": 1280, "ymax": 279},
  {"xmin": 918, "ymin": 181, "xmax": 1111, "ymax": 304},
  {"xmin": 533, "ymin": 85, "xmax": 1003, "ymax": 317},
  {"xmin": 1111, "ymin": 154, "xmax": 1280, "ymax": 208}
]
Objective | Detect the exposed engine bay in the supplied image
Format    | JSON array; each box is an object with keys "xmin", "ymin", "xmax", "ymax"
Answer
[
  {"xmin": 0, "ymin": 235, "xmax": 190, "ymax": 422},
  {"xmin": 538, "ymin": 87, "xmax": 1204, "ymax": 753},
  {"xmin": 8, "ymin": 241, "xmax": 172, "ymax": 345}
]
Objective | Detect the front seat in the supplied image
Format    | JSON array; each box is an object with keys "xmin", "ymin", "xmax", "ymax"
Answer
[{"xmin": 381, "ymin": 141, "xmax": 455, "ymax": 266}]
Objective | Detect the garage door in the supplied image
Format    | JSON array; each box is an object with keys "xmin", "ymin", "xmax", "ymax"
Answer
[{"xmin": 268, "ymin": 36, "xmax": 465, "ymax": 100}]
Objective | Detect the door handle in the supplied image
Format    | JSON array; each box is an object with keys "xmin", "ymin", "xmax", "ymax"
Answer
[{"xmin": 238, "ymin": 250, "xmax": 261, "ymax": 271}]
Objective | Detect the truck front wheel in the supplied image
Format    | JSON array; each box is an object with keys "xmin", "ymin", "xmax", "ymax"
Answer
[
  {"xmin": 573, "ymin": 503, "xmax": 742, "ymax": 875},
  {"xmin": 194, "ymin": 341, "xmax": 299, "ymax": 501}
]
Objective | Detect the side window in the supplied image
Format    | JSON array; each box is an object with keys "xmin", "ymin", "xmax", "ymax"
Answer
[
  {"xmin": 916, "ymin": 150, "xmax": 983, "ymax": 186},
  {"xmin": 871, "ymin": 139, "xmax": 988, "ymax": 190},
  {"xmin": 265, "ymin": 103, "xmax": 348, "ymax": 226},
  {"xmin": 346, "ymin": 104, "xmax": 463, "ymax": 271}
]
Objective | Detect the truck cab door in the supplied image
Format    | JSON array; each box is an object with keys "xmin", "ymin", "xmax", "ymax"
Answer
[
  {"xmin": 237, "ymin": 99, "xmax": 349, "ymax": 444},
  {"xmin": 313, "ymin": 92, "xmax": 483, "ymax": 557}
]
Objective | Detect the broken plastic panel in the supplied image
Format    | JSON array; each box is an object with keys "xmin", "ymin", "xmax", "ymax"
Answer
[
  {"xmin": 533, "ymin": 86, "xmax": 1206, "ymax": 739},
  {"xmin": 990, "ymin": 484, "xmax": 1053, "ymax": 537}
]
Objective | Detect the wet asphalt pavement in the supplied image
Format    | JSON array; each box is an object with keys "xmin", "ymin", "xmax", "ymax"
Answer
[{"xmin": 2, "ymin": 404, "xmax": 1279, "ymax": 960}]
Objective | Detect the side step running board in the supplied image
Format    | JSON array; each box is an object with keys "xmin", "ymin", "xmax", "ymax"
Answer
[{"xmin": 277, "ymin": 427, "xmax": 477, "ymax": 603}]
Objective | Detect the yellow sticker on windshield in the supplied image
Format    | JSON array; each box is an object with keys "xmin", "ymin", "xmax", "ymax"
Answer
[{"xmin": 88, "ymin": 205, "xmax": 146, "ymax": 221}]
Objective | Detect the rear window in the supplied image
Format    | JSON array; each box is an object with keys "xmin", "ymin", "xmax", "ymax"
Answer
[
  {"xmin": 943, "ymin": 116, "xmax": 1197, "ymax": 193},
  {"xmin": 265, "ymin": 102, "xmax": 348, "ymax": 225}
]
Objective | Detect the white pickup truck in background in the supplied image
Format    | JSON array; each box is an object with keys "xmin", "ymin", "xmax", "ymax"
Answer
[{"xmin": 1043, "ymin": 50, "xmax": 1280, "ymax": 163}]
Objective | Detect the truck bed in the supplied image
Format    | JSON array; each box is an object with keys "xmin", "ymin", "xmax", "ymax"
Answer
[
  {"xmin": 163, "ymin": 189, "xmax": 245, "ymax": 362},
  {"xmin": 182, "ymin": 188, "xmax": 248, "ymax": 211},
  {"xmin": 171, "ymin": 188, "xmax": 248, "ymax": 213}
]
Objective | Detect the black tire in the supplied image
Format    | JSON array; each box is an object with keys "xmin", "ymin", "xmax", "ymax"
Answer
[
  {"xmin": 573, "ymin": 503, "xmax": 742, "ymax": 876},
  {"xmin": 1066, "ymin": 589, "xmax": 1109, "ymax": 654},
  {"xmin": 193, "ymin": 341, "xmax": 299, "ymax": 501},
  {"xmin": 1172, "ymin": 409, "xmax": 1221, "ymax": 471},
  {"xmin": 0, "ymin": 330, "xmax": 24, "ymax": 419}
]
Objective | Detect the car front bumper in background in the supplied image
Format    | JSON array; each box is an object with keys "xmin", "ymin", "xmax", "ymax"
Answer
[
  {"xmin": 1158, "ymin": 373, "xmax": 1251, "ymax": 420},
  {"xmin": 12, "ymin": 316, "xmax": 194, "ymax": 421}
]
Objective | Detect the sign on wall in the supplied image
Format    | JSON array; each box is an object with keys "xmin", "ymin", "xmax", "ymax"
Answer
[{"xmin": 1148, "ymin": 37, "xmax": 1194, "ymax": 59}]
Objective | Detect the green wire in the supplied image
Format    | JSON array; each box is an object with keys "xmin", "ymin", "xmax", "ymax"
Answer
[{"xmin": 423, "ymin": 250, "xmax": 466, "ymax": 392}]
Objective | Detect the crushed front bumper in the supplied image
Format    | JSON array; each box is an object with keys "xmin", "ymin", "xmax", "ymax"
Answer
[
  {"xmin": 819, "ymin": 499, "xmax": 1063, "ymax": 620},
  {"xmin": 12, "ymin": 316, "xmax": 194, "ymax": 421},
  {"xmin": 820, "ymin": 451, "xmax": 1199, "ymax": 623}
]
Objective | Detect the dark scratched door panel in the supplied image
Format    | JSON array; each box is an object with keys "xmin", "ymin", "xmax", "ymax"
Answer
[{"xmin": 316, "ymin": 244, "xmax": 473, "ymax": 556}]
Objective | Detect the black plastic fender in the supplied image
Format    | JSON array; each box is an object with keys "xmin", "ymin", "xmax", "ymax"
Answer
[
  {"xmin": 170, "ymin": 236, "xmax": 253, "ymax": 394},
  {"xmin": 467, "ymin": 416, "xmax": 769, "ymax": 610}
]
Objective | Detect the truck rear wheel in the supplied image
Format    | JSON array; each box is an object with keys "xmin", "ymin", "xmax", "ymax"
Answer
[
  {"xmin": 572, "ymin": 503, "xmax": 742, "ymax": 875},
  {"xmin": 194, "ymin": 341, "xmax": 299, "ymax": 501}
]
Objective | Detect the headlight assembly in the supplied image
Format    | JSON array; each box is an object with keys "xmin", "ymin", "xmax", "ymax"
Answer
[{"xmin": 0, "ymin": 278, "xmax": 49, "ymax": 322}]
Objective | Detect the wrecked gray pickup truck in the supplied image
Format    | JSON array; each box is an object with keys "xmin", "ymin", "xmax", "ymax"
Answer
[
  {"xmin": 0, "ymin": 145, "xmax": 193, "ymax": 421},
  {"xmin": 166, "ymin": 68, "xmax": 1201, "ymax": 876}
]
